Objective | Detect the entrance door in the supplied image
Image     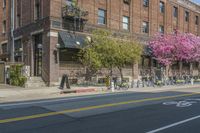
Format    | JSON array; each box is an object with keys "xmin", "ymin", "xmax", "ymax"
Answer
[
  {"xmin": 0, "ymin": 62, "xmax": 5, "ymax": 84},
  {"xmin": 34, "ymin": 34, "xmax": 43, "ymax": 76}
]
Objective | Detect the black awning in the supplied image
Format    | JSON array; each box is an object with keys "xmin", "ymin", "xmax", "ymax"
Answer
[{"xmin": 58, "ymin": 31, "xmax": 86, "ymax": 49}]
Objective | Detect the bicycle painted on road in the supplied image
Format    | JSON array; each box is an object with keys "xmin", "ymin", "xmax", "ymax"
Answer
[{"xmin": 163, "ymin": 99, "xmax": 200, "ymax": 108}]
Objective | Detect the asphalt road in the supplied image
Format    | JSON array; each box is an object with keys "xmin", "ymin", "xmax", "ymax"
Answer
[{"xmin": 0, "ymin": 89, "xmax": 200, "ymax": 133}]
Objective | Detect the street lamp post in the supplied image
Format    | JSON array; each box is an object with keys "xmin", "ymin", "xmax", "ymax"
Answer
[{"xmin": 54, "ymin": 44, "xmax": 60, "ymax": 64}]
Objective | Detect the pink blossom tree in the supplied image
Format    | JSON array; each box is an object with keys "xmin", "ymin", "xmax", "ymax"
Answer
[
  {"xmin": 149, "ymin": 32, "xmax": 200, "ymax": 66},
  {"xmin": 148, "ymin": 33, "xmax": 175, "ymax": 65},
  {"xmin": 148, "ymin": 31, "xmax": 200, "ymax": 77}
]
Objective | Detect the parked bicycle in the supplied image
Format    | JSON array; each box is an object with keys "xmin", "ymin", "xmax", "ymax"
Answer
[{"xmin": 115, "ymin": 82, "xmax": 129, "ymax": 90}]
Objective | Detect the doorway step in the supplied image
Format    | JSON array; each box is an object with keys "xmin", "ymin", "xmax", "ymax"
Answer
[{"xmin": 25, "ymin": 77, "xmax": 46, "ymax": 88}]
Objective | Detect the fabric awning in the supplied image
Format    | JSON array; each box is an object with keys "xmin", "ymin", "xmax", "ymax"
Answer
[{"xmin": 58, "ymin": 31, "xmax": 86, "ymax": 49}]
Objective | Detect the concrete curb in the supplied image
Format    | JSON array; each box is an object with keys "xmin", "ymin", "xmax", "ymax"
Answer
[{"xmin": 60, "ymin": 88, "xmax": 96, "ymax": 94}]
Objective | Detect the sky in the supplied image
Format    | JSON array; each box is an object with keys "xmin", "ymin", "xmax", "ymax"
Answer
[{"xmin": 192, "ymin": 0, "xmax": 200, "ymax": 4}]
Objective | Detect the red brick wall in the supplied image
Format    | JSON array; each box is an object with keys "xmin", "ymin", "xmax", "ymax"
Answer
[
  {"xmin": 76, "ymin": 0, "xmax": 200, "ymax": 36},
  {"xmin": 1, "ymin": 0, "xmax": 200, "ymax": 85}
]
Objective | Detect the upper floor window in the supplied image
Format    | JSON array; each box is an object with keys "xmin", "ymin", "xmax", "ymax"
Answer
[
  {"xmin": 185, "ymin": 11, "xmax": 189, "ymax": 22},
  {"xmin": 122, "ymin": 16, "xmax": 129, "ymax": 30},
  {"xmin": 98, "ymin": 9, "xmax": 106, "ymax": 25},
  {"xmin": 16, "ymin": 14, "xmax": 21, "ymax": 28},
  {"xmin": 34, "ymin": 0, "xmax": 41, "ymax": 20},
  {"xmin": 159, "ymin": 25, "xmax": 164, "ymax": 33},
  {"xmin": 3, "ymin": 0, "xmax": 6, "ymax": 8},
  {"xmin": 142, "ymin": 21, "xmax": 149, "ymax": 33},
  {"xmin": 143, "ymin": 0, "xmax": 149, "ymax": 7},
  {"xmin": 66, "ymin": 0, "xmax": 76, "ymax": 6},
  {"xmin": 123, "ymin": 0, "xmax": 131, "ymax": 5},
  {"xmin": 1, "ymin": 43, "xmax": 7, "ymax": 54},
  {"xmin": 2, "ymin": 20, "xmax": 6, "ymax": 34},
  {"xmin": 160, "ymin": 1, "xmax": 165, "ymax": 13},
  {"xmin": 195, "ymin": 16, "xmax": 199, "ymax": 25},
  {"xmin": 173, "ymin": 6, "xmax": 178, "ymax": 18}
]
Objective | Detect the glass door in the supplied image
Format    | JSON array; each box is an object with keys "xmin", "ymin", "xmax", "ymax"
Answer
[{"xmin": 34, "ymin": 34, "xmax": 43, "ymax": 76}]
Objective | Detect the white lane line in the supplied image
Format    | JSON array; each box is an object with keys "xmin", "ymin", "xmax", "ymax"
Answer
[
  {"xmin": 147, "ymin": 115, "xmax": 200, "ymax": 133},
  {"xmin": 0, "ymin": 92, "xmax": 128, "ymax": 108}
]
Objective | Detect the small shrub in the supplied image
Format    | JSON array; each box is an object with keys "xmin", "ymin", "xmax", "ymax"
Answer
[
  {"xmin": 10, "ymin": 64, "xmax": 27, "ymax": 87},
  {"xmin": 156, "ymin": 80, "xmax": 162, "ymax": 85}
]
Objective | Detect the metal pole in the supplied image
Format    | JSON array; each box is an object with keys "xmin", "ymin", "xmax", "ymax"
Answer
[{"xmin": 10, "ymin": 0, "xmax": 15, "ymax": 62}]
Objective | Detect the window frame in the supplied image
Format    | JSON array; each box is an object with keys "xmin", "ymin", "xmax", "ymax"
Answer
[
  {"xmin": 142, "ymin": 21, "xmax": 149, "ymax": 33},
  {"xmin": 16, "ymin": 14, "xmax": 21, "ymax": 28},
  {"xmin": 66, "ymin": 0, "xmax": 73, "ymax": 6},
  {"xmin": 98, "ymin": 9, "xmax": 106, "ymax": 25},
  {"xmin": 3, "ymin": 0, "xmax": 6, "ymax": 8},
  {"xmin": 34, "ymin": 0, "xmax": 41, "ymax": 20},
  {"xmin": 123, "ymin": 0, "xmax": 131, "ymax": 5},
  {"xmin": 195, "ymin": 15, "xmax": 199, "ymax": 25},
  {"xmin": 1, "ymin": 43, "xmax": 7, "ymax": 54},
  {"xmin": 2, "ymin": 20, "xmax": 6, "ymax": 34},
  {"xmin": 14, "ymin": 39, "xmax": 23, "ymax": 62},
  {"xmin": 185, "ymin": 11, "xmax": 189, "ymax": 22},
  {"xmin": 159, "ymin": 25, "xmax": 164, "ymax": 33},
  {"xmin": 173, "ymin": 6, "xmax": 178, "ymax": 18},
  {"xmin": 159, "ymin": 1, "xmax": 165, "ymax": 13},
  {"xmin": 143, "ymin": 0, "xmax": 149, "ymax": 7},
  {"xmin": 122, "ymin": 16, "xmax": 130, "ymax": 30}
]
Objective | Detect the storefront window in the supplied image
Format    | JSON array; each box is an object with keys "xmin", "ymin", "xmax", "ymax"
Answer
[{"xmin": 59, "ymin": 48, "xmax": 79, "ymax": 65}]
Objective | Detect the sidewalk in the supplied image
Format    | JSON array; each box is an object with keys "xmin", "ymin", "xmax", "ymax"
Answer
[
  {"xmin": 0, "ymin": 84, "xmax": 200, "ymax": 103},
  {"xmin": 0, "ymin": 84, "xmax": 108, "ymax": 103}
]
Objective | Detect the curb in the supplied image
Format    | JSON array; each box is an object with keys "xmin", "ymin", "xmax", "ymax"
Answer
[{"xmin": 60, "ymin": 88, "xmax": 96, "ymax": 94}]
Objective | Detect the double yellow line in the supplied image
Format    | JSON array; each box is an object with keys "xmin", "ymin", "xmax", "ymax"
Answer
[{"xmin": 0, "ymin": 93, "xmax": 199, "ymax": 124}]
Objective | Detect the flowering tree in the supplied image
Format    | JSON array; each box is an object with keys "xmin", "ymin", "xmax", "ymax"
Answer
[
  {"xmin": 189, "ymin": 34, "xmax": 200, "ymax": 62},
  {"xmin": 148, "ymin": 33, "xmax": 175, "ymax": 65},
  {"xmin": 149, "ymin": 32, "xmax": 200, "ymax": 66}
]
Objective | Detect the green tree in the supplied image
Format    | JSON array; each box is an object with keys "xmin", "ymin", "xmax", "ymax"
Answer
[
  {"xmin": 115, "ymin": 39, "xmax": 142, "ymax": 83},
  {"xmin": 79, "ymin": 29, "xmax": 143, "ymax": 83}
]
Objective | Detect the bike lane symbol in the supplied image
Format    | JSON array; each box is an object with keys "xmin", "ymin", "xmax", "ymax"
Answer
[{"xmin": 163, "ymin": 99, "xmax": 199, "ymax": 108}]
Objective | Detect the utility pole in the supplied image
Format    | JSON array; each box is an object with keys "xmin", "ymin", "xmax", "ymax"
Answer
[{"xmin": 10, "ymin": 0, "xmax": 15, "ymax": 62}]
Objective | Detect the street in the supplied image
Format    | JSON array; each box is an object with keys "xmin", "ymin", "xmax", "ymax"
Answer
[{"xmin": 0, "ymin": 88, "xmax": 200, "ymax": 133}]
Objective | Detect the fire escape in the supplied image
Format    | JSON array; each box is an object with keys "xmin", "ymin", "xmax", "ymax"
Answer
[{"xmin": 62, "ymin": 5, "xmax": 89, "ymax": 32}]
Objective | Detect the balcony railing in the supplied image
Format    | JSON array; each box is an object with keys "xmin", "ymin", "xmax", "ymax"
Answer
[
  {"xmin": 62, "ymin": 5, "xmax": 88, "ymax": 19},
  {"xmin": 62, "ymin": 5, "xmax": 88, "ymax": 32}
]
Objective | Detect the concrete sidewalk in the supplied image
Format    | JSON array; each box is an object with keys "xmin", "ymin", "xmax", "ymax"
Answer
[
  {"xmin": 0, "ymin": 84, "xmax": 108, "ymax": 103},
  {"xmin": 0, "ymin": 84, "xmax": 200, "ymax": 103}
]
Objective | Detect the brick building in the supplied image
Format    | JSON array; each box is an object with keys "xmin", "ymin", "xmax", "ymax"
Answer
[{"xmin": 0, "ymin": 0, "xmax": 200, "ymax": 86}]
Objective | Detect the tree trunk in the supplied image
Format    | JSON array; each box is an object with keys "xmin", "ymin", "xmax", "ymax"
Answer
[
  {"xmin": 179, "ymin": 61, "xmax": 183, "ymax": 77},
  {"xmin": 198, "ymin": 62, "xmax": 200, "ymax": 76},
  {"xmin": 110, "ymin": 67, "xmax": 113, "ymax": 88},
  {"xmin": 118, "ymin": 67, "xmax": 123, "ymax": 84},
  {"xmin": 85, "ymin": 67, "xmax": 92, "ymax": 82},
  {"xmin": 190, "ymin": 62, "xmax": 193, "ymax": 76},
  {"xmin": 168, "ymin": 65, "xmax": 170, "ymax": 77}
]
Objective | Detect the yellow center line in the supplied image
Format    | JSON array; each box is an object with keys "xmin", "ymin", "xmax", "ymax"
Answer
[{"xmin": 0, "ymin": 93, "xmax": 200, "ymax": 124}]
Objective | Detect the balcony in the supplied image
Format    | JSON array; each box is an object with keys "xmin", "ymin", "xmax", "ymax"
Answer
[{"xmin": 62, "ymin": 5, "xmax": 89, "ymax": 32}]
